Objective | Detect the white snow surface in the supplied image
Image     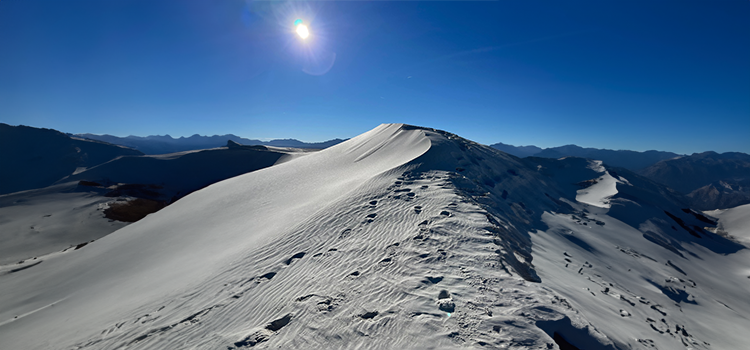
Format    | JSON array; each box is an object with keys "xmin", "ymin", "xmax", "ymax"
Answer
[
  {"xmin": 1, "ymin": 124, "xmax": 748, "ymax": 350},
  {"xmin": 706, "ymin": 203, "xmax": 750, "ymax": 245},
  {"xmin": 0, "ymin": 182, "xmax": 129, "ymax": 265},
  {"xmin": 575, "ymin": 160, "xmax": 631, "ymax": 209},
  {"xmin": 576, "ymin": 172, "xmax": 618, "ymax": 209}
]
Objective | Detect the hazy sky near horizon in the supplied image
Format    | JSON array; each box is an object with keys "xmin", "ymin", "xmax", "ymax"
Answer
[{"xmin": 1, "ymin": 1, "xmax": 748, "ymax": 154}]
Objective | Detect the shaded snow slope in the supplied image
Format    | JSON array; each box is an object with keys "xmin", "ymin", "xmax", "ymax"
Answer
[
  {"xmin": 0, "ymin": 144, "xmax": 312, "ymax": 266},
  {"xmin": 61, "ymin": 142, "xmax": 310, "ymax": 200},
  {"xmin": 1, "ymin": 124, "xmax": 747, "ymax": 350}
]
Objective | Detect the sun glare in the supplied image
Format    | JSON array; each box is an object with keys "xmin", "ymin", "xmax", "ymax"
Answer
[
  {"xmin": 294, "ymin": 18, "xmax": 309, "ymax": 39},
  {"xmin": 296, "ymin": 24, "xmax": 309, "ymax": 39}
]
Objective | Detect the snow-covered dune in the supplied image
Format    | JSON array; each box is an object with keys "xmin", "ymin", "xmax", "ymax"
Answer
[
  {"xmin": 1, "ymin": 124, "xmax": 747, "ymax": 350},
  {"xmin": 0, "ymin": 124, "xmax": 431, "ymax": 348}
]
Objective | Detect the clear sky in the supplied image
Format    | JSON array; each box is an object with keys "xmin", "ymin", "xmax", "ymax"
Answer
[{"xmin": 1, "ymin": 0, "xmax": 748, "ymax": 154}]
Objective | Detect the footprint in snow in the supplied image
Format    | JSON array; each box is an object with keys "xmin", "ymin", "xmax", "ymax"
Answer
[
  {"xmin": 359, "ymin": 311, "xmax": 378, "ymax": 320},
  {"xmin": 284, "ymin": 252, "xmax": 305, "ymax": 265},
  {"xmin": 424, "ymin": 276, "xmax": 443, "ymax": 284},
  {"xmin": 437, "ymin": 290, "xmax": 455, "ymax": 313},
  {"xmin": 232, "ymin": 314, "xmax": 292, "ymax": 348}
]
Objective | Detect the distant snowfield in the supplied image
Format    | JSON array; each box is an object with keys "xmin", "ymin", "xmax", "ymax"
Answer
[
  {"xmin": 0, "ymin": 124, "xmax": 748, "ymax": 350},
  {"xmin": 706, "ymin": 203, "xmax": 750, "ymax": 245}
]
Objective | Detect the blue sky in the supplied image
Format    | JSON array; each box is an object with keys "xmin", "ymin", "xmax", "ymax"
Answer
[{"xmin": 1, "ymin": 1, "xmax": 748, "ymax": 154}]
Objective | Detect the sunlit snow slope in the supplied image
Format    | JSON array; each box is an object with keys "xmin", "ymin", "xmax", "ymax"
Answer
[
  {"xmin": 706, "ymin": 203, "xmax": 750, "ymax": 245},
  {"xmin": 0, "ymin": 124, "xmax": 747, "ymax": 350}
]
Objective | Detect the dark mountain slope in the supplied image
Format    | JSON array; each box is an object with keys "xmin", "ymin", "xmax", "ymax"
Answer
[
  {"xmin": 488, "ymin": 141, "xmax": 542, "ymax": 158},
  {"xmin": 62, "ymin": 142, "xmax": 302, "ymax": 201},
  {"xmin": 533, "ymin": 145, "xmax": 680, "ymax": 171},
  {"xmin": 489, "ymin": 142, "xmax": 680, "ymax": 171},
  {"xmin": 0, "ymin": 123, "xmax": 143, "ymax": 195},
  {"xmin": 638, "ymin": 152, "xmax": 750, "ymax": 209}
]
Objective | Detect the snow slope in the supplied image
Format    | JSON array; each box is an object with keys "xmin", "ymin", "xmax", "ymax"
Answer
[
  {"xmin": 706, "ymin": 203, "xmax": 750, "ymax": 245},
  {"xmin": 1, "ymin": 124, "xmax": 747, "ymax": 350},
  {"xmin": 0, "ymin": 182, "xmax": 128, "ymax": 265},
  {"xmin": 575, "ymin": 160, "xmax": 623, "ymax": 209}
]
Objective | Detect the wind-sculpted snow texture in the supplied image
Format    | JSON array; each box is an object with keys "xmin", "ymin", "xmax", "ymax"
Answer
[{"xmin": 0, "ymin": 124, "xmax": 747, "ymax": 350}]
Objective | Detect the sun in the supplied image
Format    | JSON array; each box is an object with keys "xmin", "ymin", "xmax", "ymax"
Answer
[
  {"xmin": 296, "ymin": 24, "xmax": 309, "ymax": 39},
  {"xmin": 294, "ymin": 19, "xmax": 309, "ymax": 39}
]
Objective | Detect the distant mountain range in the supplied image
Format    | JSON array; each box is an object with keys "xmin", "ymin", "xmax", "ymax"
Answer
[
  {"xmin": 75, "ymin": 133, "xmax": 347, "ymax": 155},
  {"xmin": 489, "ymin": 142, "xmax": 543, "ymax": 158},
  {"xmin": 490, "ymin": 142, "xmax": 681, "ymax": 171},
  {"xmin": 490, "ymin": 142, "xmax": 750, "ymax": 210},
  {"xmin": 637, "ymin": 152, "xmax": 750, "ymax": 210}
]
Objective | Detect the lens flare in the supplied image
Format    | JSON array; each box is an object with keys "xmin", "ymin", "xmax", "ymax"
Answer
[
  {"xmin": 289, "ymin": 14, "xmax": 335, "ymax": 75},
  {"xmin": 296, "ymin": 24, "xmax": 309, "ymax": 39}
]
